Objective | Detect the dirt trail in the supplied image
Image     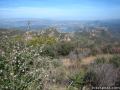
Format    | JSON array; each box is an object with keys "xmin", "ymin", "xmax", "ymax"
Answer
[
  {"xmin": 62, "ymin": 56, "xmax": 95, "ymax": 67},
  {"xmin": 80, "ymin": 56, "xmax": 96, "ymax": 65},
  {"xmin": 61, "ymin": 56, "xmax": 96, "ymax": 68},
  {"xmin": 62, "ymin": 54, "xmax": 113, "ymax": 67}
]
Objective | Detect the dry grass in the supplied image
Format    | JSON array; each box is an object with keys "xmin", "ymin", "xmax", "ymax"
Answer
[
  {"xmin": 52, "ymin": 54, "xmax": 118, "ymax": 90},
  {"xmin": 61, "ymin": 54, "xmax": 115, "ymax": 76},
  {"xmin": 81, "ymin": 56, "xmax": 96, "ymax": 65},
  {"xmin": 49, "ymin": 84, "xmax": 67, "ymax": 90}
]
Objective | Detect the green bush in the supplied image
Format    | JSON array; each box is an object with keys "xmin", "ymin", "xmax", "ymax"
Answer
[
  {"xmin": 41, "ymin": 42, "xmax": 75, "ymax": 57},
  {"xmin": 27, "ymin": 36, "xmax": 57, "ymax": 46},
  {"xmin": 57, "ymin": 42, "xmax": 74, "ymax": 56},
  {"xmin": 109, "ymin": 55, "xmax": 120, "ymax": 67},
  {"xmin": 41, "ymin": 45, "xmax": 57, "ymax": 58},
  {"xmin": 83, "ymin": 71, "xmax": 97, "ymax": 86},
  {"xmin": 94, "ymin": 57, "xmax": 107, "ymax": 64},
  {"xmin": 70, "ymin": 70, "xmax": 85, "ymax": 89}
]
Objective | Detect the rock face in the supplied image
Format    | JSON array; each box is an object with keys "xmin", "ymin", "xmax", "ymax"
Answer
[
  {"xmin": 24, "ymin": 31, "xmax": 33, "ymax": 41},
  {"xmin": 63, "ymin": 34, "xmax": 71, "ymax": 42}
]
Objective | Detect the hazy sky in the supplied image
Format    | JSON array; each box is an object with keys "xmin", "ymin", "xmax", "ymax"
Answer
[{"xmin": 0, "ymin": 0, "xmax": 120, "ymax": 20}]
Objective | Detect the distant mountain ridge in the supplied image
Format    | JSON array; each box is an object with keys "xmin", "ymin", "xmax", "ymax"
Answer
[{"xmin": 0, "ymin": 19, "xmax": 120, "ymax": 33}]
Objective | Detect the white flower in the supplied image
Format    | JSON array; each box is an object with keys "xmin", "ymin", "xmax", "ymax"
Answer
[
  {"xmin": 5, "ymin": 35, "xmax": 8, "ymax": 38},
  {"xmin": 40, "ymin": 49, "xmax": 43, "ymax": 53},
  {"xmin": 5, "ymin": 86, "xmax": 8, "ymax": 89},
  {"xmin": 14, "ymin": 57, "xmax": 16, "ymax": 59},
  {"xmin": 20, "ymin": 66, "xmax": 22, "ymax": 69},
  {"xmin": 1, "ymin": 51, "xmax": 5, "ymax": 55},
  {"xmin": 34, "ymin": 53, "xmax": 38, "ymax": 57},
  {"xmin": 10, "ymin": 73, "xmax": 14, "ymax": 76},
  {"xmin": 22, "ymin": 69, "xmax": 25, "ymax": 72},
  {"xmin": 12, "ymin": 60, "xmax": 16, "ymax": 63},
  {"xmin": 35, "ymin": 69, "xmax": 39, "ymax": 72},
  {"xmin": 0, "ymin": 70, "xmax": 3, "ymax": 73},
  {"xmin": 14, "ymin": 75, "xmax": 17, "ymax": 78},
  {"xmin": 52, "ymin": 79, "xmax": 56, "ymax": 82},
  {"xmin": 45, "ymin": 74, "xmax": 49, "ymax": 77},
  {"xmin": 18, "ymin": 60, "xmax": 21, "ymax": 64}
]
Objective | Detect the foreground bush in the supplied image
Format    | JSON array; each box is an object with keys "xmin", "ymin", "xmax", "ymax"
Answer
[
  {"xmin": 69, "ymin": 70, "xmax": 86, "ymax": 89},
  {"xmin": 86, "ymin": 64, "xmax": 118, "ymax": 87},
  {"xmin": 69, "ymin": 55, "xmax": 120, "ymax": 89},
  {"xmin": 0, "ymin": 41, "xmax": 61, "ymax": 90}
]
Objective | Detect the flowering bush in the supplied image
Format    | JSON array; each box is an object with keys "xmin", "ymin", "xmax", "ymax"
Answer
[{"xmin": 0, "ymin": 35, "xmax": 61, "ymax": 90}]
